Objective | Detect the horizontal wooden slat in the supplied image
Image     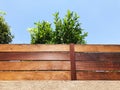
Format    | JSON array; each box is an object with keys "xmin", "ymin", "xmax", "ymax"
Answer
[
  {"xmin": 1, "ymin": 44, "xmax": 120, "ymax": 52},
  {"xmin": 75, "ymin": 45, "xmax": 120, "ymax": 52},
  {"xmin": 0, "ymin": 44, "xmax": 69, "ymax": 52},
  {"xmin": 76, "ymin": 61, "xmax": 120, "ymax": 70},
  {"xmin": 0, "ymin": 52, "xmax": 70, "ymax": 60},
  {"xmin": 77, "ymin": 71, "xmax": 120, "ymax": 80},
  {"xmin": 0, "ymin": 61, "xmax": 70, "ymax": 70},
  {"xmin": 76, "ymin": 53, "xmax": 120, "ymax": 61},
  {"xmin": 0, "ymin": 71, "xmax": 71, "ymax": 80}
]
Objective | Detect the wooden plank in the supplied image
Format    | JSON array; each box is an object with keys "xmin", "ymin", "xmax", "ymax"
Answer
[
  {"xmin": 70, "ymin": 44, "xmax": 76, "ymax": 80},
  {"xmin": 75, "ymin": 45, "xmax": 120, "ymax": 52},
  {"xmin": 0, "ymin": 61, "xmax": 70, "ymax": 70},
  {"xmin": 0, "ymin": 71, "xmax": 71, "ymax": 80},
  {"xmin": 76, "ymin": 61, "xmax": 120, "ymax": 70},
  {"xmin": 75, "ymin": 53, "xmax": 120, "ymax": 61},
  {"xmin": 0, "ymin": 52, "xmax": 70, "ymax": 60},
  {"xmin": 77, "ymin": 71, "xmax": 120, "ymax": 80},
  {"xmin": 0, "ymin": 44, "xmax": 69, "ymax": 52},
  {"xmin": 0, "ymin": 44, "xmax": 120, "ymax": 52}
]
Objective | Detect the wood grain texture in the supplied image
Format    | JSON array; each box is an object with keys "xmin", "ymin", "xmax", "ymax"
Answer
[
  {"xmin": 76, "ymin": 61, "xmax": 120, "ymax": 70},
  {"xmin": 0, "ymin": 61, "xmax": 70, "ymax": 70},
  {"xmin": 0, "ymin": 44, "xmax": 69, "ymax": 52},
  {"xmin": 0, "ymin": 44, "xmax": 120, "ymax": 80},
  {"xmin": 0, "ymin": 52, "xmax": 70, "ymax": 60},
  {"xmin": 1, "ymin": 44, "xmax": 120, "ymax": 52},
  {"xmin": 75, "ymin": 53, "xmax": 120, "ymax": 61},
  {"xmin": 75, "ymin": 45, "xmax": 120, "ymax": 52},
  {"xmin": 0, "ymin": 71, "xmax": 71, "ymax": 80},
  {"xmin": 70, "ymin": 44, "xmax": 76, "ymax": 80},
  {"xmin": 77, "ymin": 71, "xmax": 120, "ymax": 80}
]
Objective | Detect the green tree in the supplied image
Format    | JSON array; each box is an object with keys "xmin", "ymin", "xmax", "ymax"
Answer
[
  {"xmin": 0, "ymin": 11, "xmax": 14, "ymax": 44},
  {"xmin": 29, "ymin": 10, "xmax": 88, "ymax": 44},
  {"xmin": 53, "ymin": 10, "xmax": 87, "ymax": 44},
  {"xmin": 28, "ymin": 21, "xmax": 53, "ymax": 44}
]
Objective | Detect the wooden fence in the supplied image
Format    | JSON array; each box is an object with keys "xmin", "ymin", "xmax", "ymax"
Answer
[{"xmin": 0, "ymin": 44, "xmax": 120, "ymax": 80}]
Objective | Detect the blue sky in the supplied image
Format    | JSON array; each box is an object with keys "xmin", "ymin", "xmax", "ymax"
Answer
[{"xmin": 0, "ymin": 0, "xmax": 120, "ymax": 44}]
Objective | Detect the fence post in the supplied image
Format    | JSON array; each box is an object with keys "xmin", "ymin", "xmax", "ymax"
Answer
[{"xmin": 70, "ymin": 44, "xmax": 77, "ymax": 80}]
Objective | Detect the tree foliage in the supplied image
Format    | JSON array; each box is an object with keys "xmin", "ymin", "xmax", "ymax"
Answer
[
  {"xmin": 28, "ymin": 21, "xmax": 53, "ymax": 44},
  {"xmin": 29, "ymin": 10, "xmax": 88, "ymax": 44},
  {"xmin": 0, "ymin": 11, "xmax": 14, "ymax": 44}
]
